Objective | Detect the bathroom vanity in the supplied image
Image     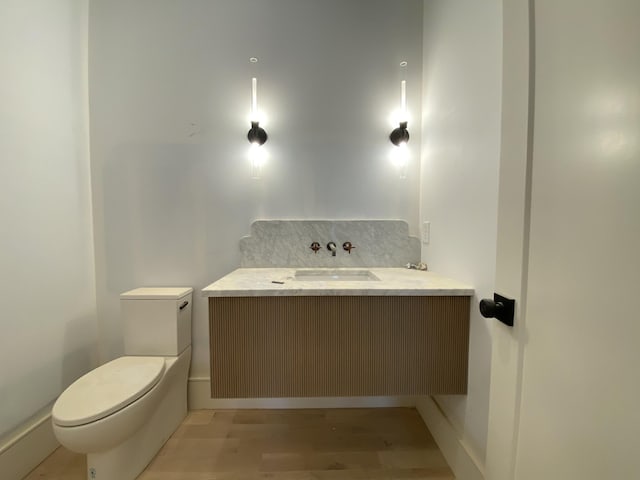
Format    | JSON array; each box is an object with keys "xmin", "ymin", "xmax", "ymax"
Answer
[{"xmin": 203, "ymin": 268, "xmax": 474, "ymax": 398}]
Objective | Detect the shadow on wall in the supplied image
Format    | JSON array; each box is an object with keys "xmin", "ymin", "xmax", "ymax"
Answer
[
  {"xmin": 61, "ymin": 314, "xmax": 98, "ymax": 394},
  {"xmin": 0, "ymin": 313, "xmax": 96, "ymax": 439}
]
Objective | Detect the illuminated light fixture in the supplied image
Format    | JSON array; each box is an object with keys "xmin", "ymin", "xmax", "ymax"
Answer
[
  {"xmin": 389, "ymin": 62, "xmax": 409, "ymax": 146},
  {"xmin": 389, "ymin": 61, "xmax": 409, "ymax": 178},
  {"xmin": 389, "ymin": 81, "xmax": 409, "ymax": 145},
  {"xmin": 247, "ymin": 57, "xmax": 268, "ymax": 178},
  {"xmin": 389, "ymin": 118, "xmax": 409, "ymax": 145},
  {"xmin": 247, "ymin": 78, "xmax": 267, "ymax": 145}
]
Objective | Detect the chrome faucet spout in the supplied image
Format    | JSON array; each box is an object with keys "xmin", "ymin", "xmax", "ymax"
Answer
[{"xmin": 327, "ymin": 242, "xmax": 337, "ymax": 256}]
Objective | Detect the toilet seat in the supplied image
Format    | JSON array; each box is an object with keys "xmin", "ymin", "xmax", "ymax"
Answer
[{"xmin": 52, "ymin": 356, "xmax": 165, "ymax": 427}]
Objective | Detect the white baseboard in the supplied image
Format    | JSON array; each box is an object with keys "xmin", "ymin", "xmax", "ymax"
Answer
[
  {"xmin": 416, "ymin": 396, "xmax": 485, "ymax": 480},
  {"xmin": 188, "ymin": 377, "xmax": 418, "ymax": 409},
  {"xmin": 0, "ymin": 408, "xmax": 59, "ymax": 480}
]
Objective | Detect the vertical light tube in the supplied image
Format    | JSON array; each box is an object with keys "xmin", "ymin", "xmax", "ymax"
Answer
[
  {"xmin": 251, "ymin": 77, "xmax": 258, "ymax": 122},
  {"xmin": 249, "ymin": 143, "xmax": 265, "ymax": 179},
  {"xmin": 400, "ymin": 80, "xmax": 407, "ymax": 122},
  {"xmin": 397, "ymin": 142, "xmax": 408, "ymax": 179},
  {"xmin": 248, "ymin": 58, "xmax": 266, "ymax": 179},
  {"xmin": 390, "ymin": 61, "xmax": 409, "ymax": 179}
]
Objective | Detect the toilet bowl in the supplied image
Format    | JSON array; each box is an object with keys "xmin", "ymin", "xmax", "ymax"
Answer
[{"xmin": 52, "ymin": 287, "xmax": 193, "ymax": 480}]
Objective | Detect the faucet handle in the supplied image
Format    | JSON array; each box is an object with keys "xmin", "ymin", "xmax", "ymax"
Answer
[
  {"xmin": 343, "ymin": 241, "xmax": 356, "ymax": 254},
  {"xmin": 310, "ymin": 242, "xmax": 321, "ymax": 253}
]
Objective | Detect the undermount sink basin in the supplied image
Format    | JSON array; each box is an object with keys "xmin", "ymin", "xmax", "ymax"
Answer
[{"xmin": 294, "ymin": 269, "xmax": 380, "ymax": 282}]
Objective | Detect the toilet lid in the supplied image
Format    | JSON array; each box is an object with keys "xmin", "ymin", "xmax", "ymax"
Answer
[{"xmin": 52, "ymin": 356, "xmax": 165, "ymax": 427}]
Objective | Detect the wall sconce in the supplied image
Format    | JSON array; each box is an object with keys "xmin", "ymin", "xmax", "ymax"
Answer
[
  {"xmin": 389, "ymin": 117, "xmax": 409, "ymax": 145},
  {"xmin": 247, "ymin": 77, "xmax": 267, "ymax": 145},
  {"xmin": 247, "ymin": 58, "xmax": 268, "ymax": 178},
  {"xmin": 389, "ymin": 61, "xmax": 409, "ymax": 178}
]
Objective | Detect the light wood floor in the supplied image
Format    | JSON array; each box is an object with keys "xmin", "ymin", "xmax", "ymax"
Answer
[{"xmin": 25, "ymin": 408, "xmax": 454, "ymax": 479}]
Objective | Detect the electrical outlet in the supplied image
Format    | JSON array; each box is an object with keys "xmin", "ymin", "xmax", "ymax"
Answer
[{"xmin": 422, "ymin": 221, "xmax": 430, "ymax": 244}]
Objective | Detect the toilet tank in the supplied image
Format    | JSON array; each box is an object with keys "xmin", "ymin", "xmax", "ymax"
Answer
[{"xmin": 120, "ymin": 287, "xmax": 193, "ymax": 356}]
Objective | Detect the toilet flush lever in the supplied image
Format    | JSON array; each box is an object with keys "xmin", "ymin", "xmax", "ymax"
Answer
[{"xmin": 179, "ymin": 301, "xmax": 189, "ymax": 310}]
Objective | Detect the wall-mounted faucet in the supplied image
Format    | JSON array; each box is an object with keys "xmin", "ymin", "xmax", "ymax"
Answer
[
  {"xmin": 327, "ymin": 242, "xmax": 337, "ymax": 256},
  {"xmin": 342, "ymin": 241, "xmax": 356, "ymax": 254}
]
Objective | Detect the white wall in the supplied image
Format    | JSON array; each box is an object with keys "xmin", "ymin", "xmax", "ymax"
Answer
[
  {"xmin": 89, "ymin": 0, "xmax": 424, "ymax": 374},
  {"xmin": 420, "ymin": 0, "xmax": 502, "ymax": 464},
  {"xmin": 0, "ymin": 0, "xmax": 96, "ymax": 438}
]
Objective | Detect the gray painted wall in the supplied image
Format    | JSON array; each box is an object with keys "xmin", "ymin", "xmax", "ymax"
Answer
[{"xmin": 89, "ymin": 0, "xmax": 424, "ymax": 375}]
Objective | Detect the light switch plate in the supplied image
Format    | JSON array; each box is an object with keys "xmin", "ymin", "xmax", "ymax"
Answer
[{"xmin": 422, "ymin": 221, "xmax": 430, "ymax": 244}]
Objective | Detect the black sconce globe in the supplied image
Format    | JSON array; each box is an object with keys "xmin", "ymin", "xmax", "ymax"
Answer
[
  {"xmin": 247, "ymin": 121, "xmax": 268, "ymax": 145},
  {"xmin": 389, "ymin": 121, "xmax": 410, "ymax": 146}
]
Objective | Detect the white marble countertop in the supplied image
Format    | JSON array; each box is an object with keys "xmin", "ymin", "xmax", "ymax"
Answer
[{"xmin": 202, "ymin": 268, "xmax": 474, "ymax": 297}]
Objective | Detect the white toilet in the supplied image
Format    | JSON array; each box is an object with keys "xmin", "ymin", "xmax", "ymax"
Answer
[{"xmin": 52, "ymin": 287, "xmax": 193, "ymax": 480}]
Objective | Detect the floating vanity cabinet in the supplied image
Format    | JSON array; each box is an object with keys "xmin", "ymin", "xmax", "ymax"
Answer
[
  {"xmin": 204, "ymin": 268, "xmax": 474, "ymax": 399},
  {"xmin": 207, "ymin": 294, "xmax": 471, "ymax": 398}
]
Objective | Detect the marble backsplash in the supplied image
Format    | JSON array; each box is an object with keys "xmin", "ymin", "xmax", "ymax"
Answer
[{"xmin": 239, "ymin": 220, "xmax": 421, "ymax": 268}]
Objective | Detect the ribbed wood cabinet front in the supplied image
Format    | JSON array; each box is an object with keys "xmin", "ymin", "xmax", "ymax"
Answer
[{"xmin": 209, "ymin": 296, "xmax": 470, "ymax": 398}]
